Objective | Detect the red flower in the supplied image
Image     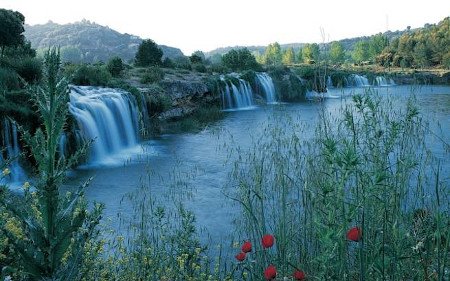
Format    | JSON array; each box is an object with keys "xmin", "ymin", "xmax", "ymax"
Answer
[
  {"xmin": 235, "ymin": 252, "xmax": 246, "ymax": 262},
  {"xmin": 241, "ymin": 241, "xmax": 252, "ymax": 253},
  {"xmin": 262, "ymin": 234, "xmax": 275, "ymax": 248},
  {"xmin": 264, "ymin": 265, "xmax": 277, "ymax": 280},
  {"xmin": 346, "ymin": 227, "xmax": 362, "ymax": 242},
  {"xmin": 293, "ymin": 269, "xmax": 306, "ymax": 280}
]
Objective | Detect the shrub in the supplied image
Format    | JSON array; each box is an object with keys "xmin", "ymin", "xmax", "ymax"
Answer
[
  {"xmin": 135, "ymin": 39, "xmax": 163, "ymax": 67},
  {"xmin": 14, "ymin": 56, "xmax": 42, "ymax": 83},
  {"xmin": 192, "ymin": 62, "xmax": 207, "ymax": 73},
  {"xmin": 107, "ymin": 56, "xmax": 124, "ymax": 77},
  {"xmin": 71, "ymin": 64, "xmax": 112, "ymax": 86},
  {"xmin": 0, "ymin": 67, "xmax": 20, "ymax": 90},
  {"xmin": 140, "ymin": 66, "xmax": 165, "ymax": 84}
]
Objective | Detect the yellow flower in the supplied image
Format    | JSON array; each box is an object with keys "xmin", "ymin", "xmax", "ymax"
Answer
[
  {"xmin": 2, "ymin": 168, "xmax": 11, "ymax": 176},
  {"xmin": 23, "ymin": 181, "xmax": 31, "ymax": 189}
]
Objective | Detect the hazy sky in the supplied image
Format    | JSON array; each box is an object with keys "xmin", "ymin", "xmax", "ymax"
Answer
[{"xmin": 1, "ymin": 0, "xmax": 448, "ymax": 54}]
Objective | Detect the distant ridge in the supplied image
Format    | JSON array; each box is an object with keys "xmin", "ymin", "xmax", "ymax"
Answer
[{"xmin": 24, "ymin": 19, "xmax": 184, "ymax": 63}]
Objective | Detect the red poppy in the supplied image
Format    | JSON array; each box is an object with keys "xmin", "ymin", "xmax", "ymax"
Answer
[
  {"xmin": 293, "ymin": 269, "xmax": 306, "ymax": 280},
  {"xmin": 235, "ymin": 252, "xmax": 246, "ymax": 262},
  {"xmin": 264, "ymin": 265, "xmax": 277, "ymax": 280},
  {"xmin": 262, "ymin": 234, "xmax": 275, "ymax": 248},
  {"xmin": 346, "ymin": 227, "xmax": 362, "ymax": 242},
  {"xmin": 241, "ymin": 241, "xmax": 252, "ymax": 253}
]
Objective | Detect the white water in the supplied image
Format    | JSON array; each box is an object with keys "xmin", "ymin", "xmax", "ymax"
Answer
[
  {"xmin": 326, "ymin": 76, "xmax": 334, "ymax": 89},
  {"xmin": 256, "ymin": 73, "xmax": 277, "ymax": 103},
  {"xmin": 68, "ymin": 86, "xmax": 141, "ymax": 166},
  {"xmin": 1, "ymin": 119, "xmax": 26, "ymax": 184},
  {"xmin": 348, "ymin": 74, "xmax": 370, "ymax": 87},
  {"xmin": 221, "ymin": 79, "xmax": 255, "ymax": 110},
  {"xmin": 375, "ymin": 76, "xmax": 396, "ymax": 86}
]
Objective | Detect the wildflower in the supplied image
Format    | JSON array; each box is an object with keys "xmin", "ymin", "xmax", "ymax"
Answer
[
  {"xmin": 262, "ymin": 234, "xmax": 275, "ymax": 248},
  {"xmin": 2, "ymin": 168, "xmax": 10, "ymax": 176},
  {"xmin": 23, "ymin": 181, "xmax": 31, "ymax": 189},
  {"xmin": 264, "ymin": 265, "xmax": 277, "ymax": 280},
  {"xmin": 235, "ymin": 252, "xmax": 246, "ymax": 262},
  {"xmin": 346, "ymin": 227, "xmax": 362, "ymax": 242},
  {"xmin": 293, "ymin": 269, "xmax": 306, "ymax": 280},
  {"xmin": 241, "ymin": 240, "xmax": 252, "ymax": 253}
]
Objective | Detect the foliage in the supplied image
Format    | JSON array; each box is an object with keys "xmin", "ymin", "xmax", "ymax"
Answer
[
  {"xmin": 302, "ymin": 43, "xmax": 320, "ymax": 64},
  {"xmin": 352, "ymin": 40, "xmax": 370, "ymax": 64},
  {"xmin": 192, "ymin": 63, "xmax": 207, "ymax": 73},
  {"xmin": 222, "ymin": 48, "xmax": 260, "ymax": 71},
  {"xmin": 0, "ymin": 9, "xmax": 25, "ymax": 57},
  {"xmin": 70, "ymin": 64, "xmax": 112, "ymax": 86},
  {"xmin": 135, "ymin": 39, "xmax": 163, "ymax": 67},
  {"xmin": 0, "ymin": 67, "xmax": 20, "ymax": 90},
  {"xmin": 377, "ymin": 17, "xmax": 449, "ymax": 68},
  {"xmin": 173, "ymin": 55, "xmax": 192, "ymax": 70},
  {"xmin": 0, "ymin": 48, "xmax": 103, "ymax": 280},
  {"xmin": 107, "ymin": 56, "xmax": 124, "ymax": 77},
  {"xmin": 329, "ymin": 41, "xmax": 345, "ymax": 64},
  {"xmin": 190, "ymin": 51, "xmax": 205, "ymax": 64},
  {"xmin": 140, "ymin": 66, "xmax": 165, "ymax": 84},
  {"xmin": 264, "ymin": 42, "xmax": 282, "ymax": 66},
  {"xmin": 13, "ymin": 57, "xmax": 42, "ymax": 83},
  {"xmin": 226, "ymin": 92, "xmax": 449, "ymax": 280},
  {"xmin": 282, "ymin": 47, "xmax": 295, "ymax": 65}
]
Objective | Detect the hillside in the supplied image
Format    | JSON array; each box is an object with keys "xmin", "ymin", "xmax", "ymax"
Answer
[
  {"xmin": 206, "ymin": 29, "xmax": 411, "ymax": 57},
  {"xmin": 24, "ymin": 20, "xmax": 184, "ymax": 63}
]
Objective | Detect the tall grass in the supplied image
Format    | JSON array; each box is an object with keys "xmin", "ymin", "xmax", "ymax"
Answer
[{"xmin": 226, "ymin": 90, "xmax": 449, "ymax": 280}]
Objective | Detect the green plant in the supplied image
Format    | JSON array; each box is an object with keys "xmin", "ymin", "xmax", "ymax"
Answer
[
  {"xmin": 140, "ymin": 66, "xmax": 165, "ymax": 84},
  {"xmin": 135, "ymin": 39, "xmax": 163, "ymax": 67},
  {"xmin": 0, "ymin": 48, "xmax": 103, "ymax": 280},
  {"xmin": 71, "ymin": 64, "xmax": 112, "ymax": 86},
  {"xmin": 106, "ymin": 56, "xmax": 124, "ymax": 77}
]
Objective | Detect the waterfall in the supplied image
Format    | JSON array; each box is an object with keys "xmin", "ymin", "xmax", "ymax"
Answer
[
  {"xmin": 221, "ymin": 79, "xmax": 254, "ymax": 110},
  {"xmin": 375, "ymin": 76, "xmax": 396, "ymax": 86},
  {"xmin": 68, "ymin": 86, "xmax": 140, "ymax": 165},
  {"xmin": 348, "ymin": 74, "xmax": 370, "ymax": 87},
  {"xmin": 326, "ymin": 76, "xmax": 334, "ymax": 89},
  {"xmin": 256, "ymin": 73, "xmax": 277, "ymax": 103},
  {"xmin": 1, "ymin": 119, "xmax": 26, "ymax": 183}
]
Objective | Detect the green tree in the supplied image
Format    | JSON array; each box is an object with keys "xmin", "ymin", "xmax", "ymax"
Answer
[
  {"xmin": 107, "ymin": 56, "xmax": 125, "ymax": 77},
  {"xmin": 282, "ymin": 47, "xmax": 295, "ymax": 65},
  {"xmin": 222, "ymin": 48, "xmax": 260, "ymax": 71},
  {"xmin": 135, "ymin": 39, "xmax": 163, "ymax": 67},
  {"xmin": 302, "ymin": 43, "xmax": 320, "ymax": 64},
  {"xmin": 264, "ymin": 42, "xmax": 282, "ymax": 66},
  {"xmin": 0, "ymin": 49, "xmax": 103, "ymax": 279},
  {"xmin": 413, "ymin": 42, "xmax": 429, "ymax": 68},
  {"xmin": 297, "ymin": 48, "xmax": 303, "ymax": 64},
  {"xmin": 0, "ymin": 9, "xmax": 25, "ymax": 57},
  {"xmin": 352, "ymin": 41, "xmax": 370, "ymax": 64},
  {"xmin": 368, "ymin": 34, "xmax": 389, "ymax": 61},
  {"xmin": 190, "ymin": 51, "xmax": 205, "ymax": 64},
  {"xmin": 329, "ymin": 41, "xmax": 345, "ymax": 64}
]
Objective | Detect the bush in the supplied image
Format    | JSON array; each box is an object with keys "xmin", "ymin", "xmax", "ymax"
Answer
[
  {"xmin": 147, "ymin": 91, "xmax": 171, "ymax": 114},
  {"xmin": 192, "ymin": 63, "xmax": 207, "ymax": 73},
  {"xmin": 71, "ymin": 64, "xmax": 112, "ymax": 86},
  {"xmin": 107, "ymin": 56, "xmax": 124, "ymax": 77},
  {"xmin": 135, "ymin": 39, "xmax": 163, "ymax": 67},
  {"xmin": 0, "ymin": 67, "xmax": 20, "ymax": 90},
  {"xmin": 140, "ymin": 67, "xmax": 165, "ymax": 84},
  {"xmin": 173, "ymin": 56, "xmax": 192, "ymax": 70},
  {"xmin": 14, "ymin": 57, "xmax": 42, "ymax": 83}
]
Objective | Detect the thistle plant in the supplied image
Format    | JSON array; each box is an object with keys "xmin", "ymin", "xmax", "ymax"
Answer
[{"xmin": 0, "ymin": 48, "xmax": 103, "ymax": 280}]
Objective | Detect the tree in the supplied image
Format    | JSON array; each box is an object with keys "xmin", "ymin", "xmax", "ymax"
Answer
[
  {"xmin": 190, "ymin": 51, "xmax": 205, "ymax": 64},
  {"xmin": 302, "ymin": 43, "xmax": 320, "ymax": 64},
  {"xmin": 107, "ymin": 56, "xmax": 125, "ymax": 77},
  {"xmin": 0, "ymin": 49, "xmax": 103, "ymax": 279},
  {"xmin": 352, "ymin": 41, "xmax": 370, "ymax": 64},
  {"xmin": 368, "ymin": 34, "xmax": 389, "ymax": 61},
  {"xmin": 264, "ymin": 42, "xmax": 282, "ymax": 66},
  {"xmin": 0, "ymin": 9, "xmax": 25, "ymax": 57},
  {"xmin": 282, "ymin": 47, "xmax": 295, "ymax": 65},
  {"xmin": 135, "ymin": 39, "xmax": 163, "ymax": 67},
  {"xmin": 297, "ymin": 48, "xmax": 303, "ymax": 64},
  {"xmin": 222, "ymin": 48, "xmax": 260, "ymax": 71},
  {"xmin": 329, "ymin": 41, "xmax": 345, "ymax": 64}
]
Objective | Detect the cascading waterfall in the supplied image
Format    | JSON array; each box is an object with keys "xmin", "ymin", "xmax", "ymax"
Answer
[
  {"xmin": 221, "ymin": 79, "xmax": 254, "ymax": 110},
  {"xmin": 68, "ymin": 86, "xmax": 140, "ymax": 165},
  {"xmin": 1, "ymin": 119, "xmax": 26, "ymax": 183},
  {"xmin": 375, "ymin": 76, "xmax": 396, "ymax": 86},
  {"xmin": 256, "ymin": 73, "xmax": 277, "ymax": 104},
  {"xmin": 348, "ymin": 74, "xmax": 370, "ymax": 87}
]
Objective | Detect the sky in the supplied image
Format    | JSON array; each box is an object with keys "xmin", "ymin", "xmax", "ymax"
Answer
[{"xmin": 0, "ymin": 0, "xmax": 449, "ymax": 55}]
